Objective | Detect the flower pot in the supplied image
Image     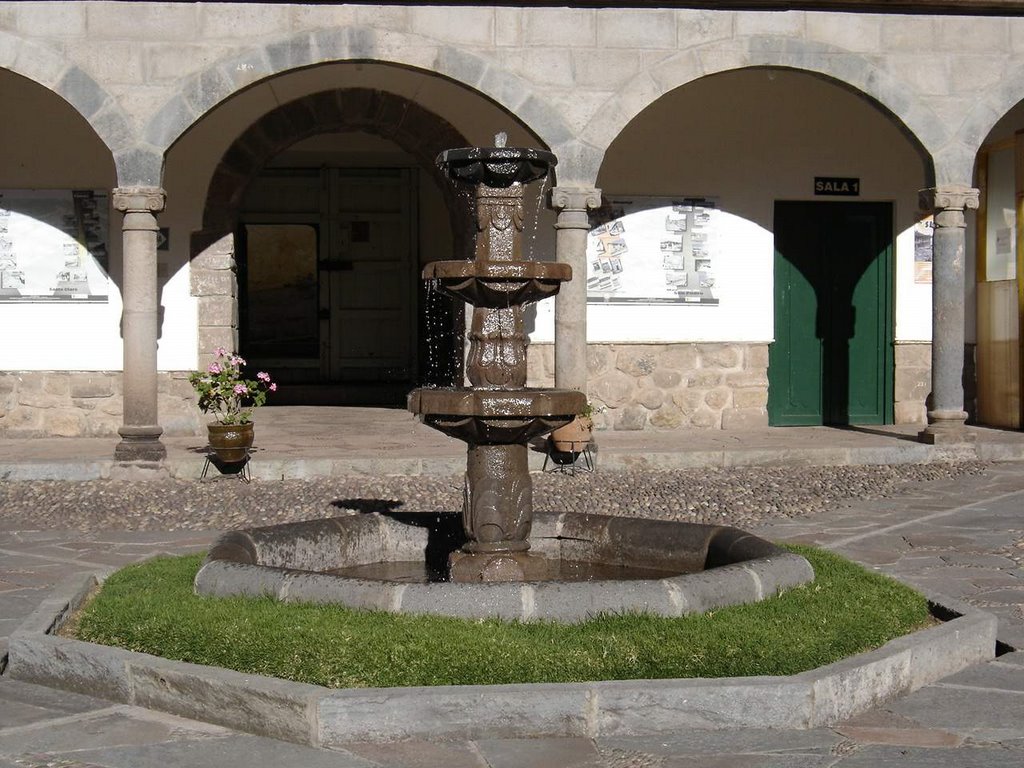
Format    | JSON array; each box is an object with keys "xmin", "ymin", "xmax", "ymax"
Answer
[
  {"xmin": 550, "ymin": 416, "xmax": 593, "ymax": 453},
  {"xmin": 207, "ymin": 422, "xmax": 254, "ymax": 464}
]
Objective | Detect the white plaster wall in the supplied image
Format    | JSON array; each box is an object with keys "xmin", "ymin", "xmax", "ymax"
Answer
[
  {"xmin": 0, "ymin": 69, "xmax": 123, "ymax": 370},
  {"xmin": 895, "ymin": 222, "xmax": 934, "ymax": 342},
  {"xmin": 578, "ymin": 68, "xmax": 931, "ymax": 345}
]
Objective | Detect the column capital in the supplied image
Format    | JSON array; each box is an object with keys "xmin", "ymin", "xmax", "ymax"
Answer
[
  {"xmin": 552, "ymin": 187, "xmax": 601, "ymax": 233},
  {"xmin": 113, "ymin": 186, "xmax": 166, "ymax": 214},
  {"xmin": 919, "ymin": 185, "xmax": 979, "ymax": 229},
  {"xmin": 551, "ymin": 186, "xmax": 602, "ymax": 213}
]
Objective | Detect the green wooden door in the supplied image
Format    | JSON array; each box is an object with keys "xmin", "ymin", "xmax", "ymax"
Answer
[{"xmin": 769, "ymin": 201, "xmax": 893, "ymax": 426}]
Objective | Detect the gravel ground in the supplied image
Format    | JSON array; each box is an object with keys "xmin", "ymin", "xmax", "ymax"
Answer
[{"xmin": 0, "ymin": 461, "xmax": 990, "ymax": 532}]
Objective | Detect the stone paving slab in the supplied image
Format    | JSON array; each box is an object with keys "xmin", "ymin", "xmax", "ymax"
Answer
[
  {"xmin": 44, "ymin": 735, "xmax": 379, "ymax": 768},
  {"xmin": 885, "ymin": 683, "xmax": 1024, "ymax": 741},
  {"xmin": 836, "ymin": 745, "xmax": 1024, "ymax": 767}
]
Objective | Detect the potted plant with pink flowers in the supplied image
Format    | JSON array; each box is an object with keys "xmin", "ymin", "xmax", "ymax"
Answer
[{"xmin": 189, "ymin": 348, "xmax": 277, "ymax": 463}]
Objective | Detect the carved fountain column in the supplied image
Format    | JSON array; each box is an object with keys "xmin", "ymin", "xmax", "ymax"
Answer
[{"xmin": 408, "ymin": 144, "xmax": 585, "ymax": 582}]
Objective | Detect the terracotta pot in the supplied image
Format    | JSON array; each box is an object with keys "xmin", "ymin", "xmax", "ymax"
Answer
[
  {"xmin": 207, "ymin": 422, "xmax": 254, "ymax": 464},
  {"xmin": 550, "ymin": 416, "xmax": 593, "ymax": 453}
]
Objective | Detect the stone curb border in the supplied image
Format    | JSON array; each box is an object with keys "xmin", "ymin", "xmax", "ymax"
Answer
[
  {"xmin": 1, "ymin": 438, "xmax": 1023, "ymax": 482},
  {"xmin": 5, "ymin": 572, "xmax": 997, "ymax": 744}
]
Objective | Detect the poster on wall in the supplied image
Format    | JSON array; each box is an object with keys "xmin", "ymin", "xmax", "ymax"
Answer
[
  {"xmin": 0, "ymin": 190, "xmax": 110, "ymax": 303},
  {"xmin": 587, "ymin": 197, "xmax": 720, "ymax": 305},
  {"xmin": 913, "ymin": 215, "xmax": 933, "ymax": 284}
]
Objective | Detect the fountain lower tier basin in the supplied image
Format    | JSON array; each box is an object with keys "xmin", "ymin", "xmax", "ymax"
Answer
[
  {"xmin": 195, "ymin": 511, "xmax": 814, "ymax": 622},
  {"xmin": 408, "ymin": 387, "xmax": 586, "ymax": 444},
  {"xmin": 424, "ymin": 260, "xmax": 571, "ymax": 307}
]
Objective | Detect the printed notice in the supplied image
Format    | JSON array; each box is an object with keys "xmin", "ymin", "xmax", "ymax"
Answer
[
  {"xmin": 587, "ymin": 198, "xmax": 720, "ymax": 305},
  {"xmin": 0, "ymin": 190, "xmax": 109, "ymax": 303}
]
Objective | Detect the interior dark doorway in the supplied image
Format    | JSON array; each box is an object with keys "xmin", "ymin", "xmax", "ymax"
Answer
[
  {"xmin": 237, "ymin": 166, "xmax": 459, "ymax": 406},
  {"xmin": 769, "ymin": 200, "xmax": 894, "ymax": 426}
]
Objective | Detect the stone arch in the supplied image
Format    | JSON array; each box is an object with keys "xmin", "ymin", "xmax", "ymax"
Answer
[
  {"xmin": 579, "ymin": 35, "xmax": 943, "ymax": 186},
  {"xmin": 952, "ymin": 62, "xmax": 1024, "ymax": 183},
  {"xmin": 0, "ymin": 33, "xmax": 135, "ymax": 180},
  {"xmin": 200, "ymin": 89, "xmax": 471, "ymax": 239},
  {"xmin": 191, "ymin": 88, "xmax": 476, "ymax": 378},
  {"xmin": 145, "ymin": 27, "xmax": 573, "ymax": 171}
]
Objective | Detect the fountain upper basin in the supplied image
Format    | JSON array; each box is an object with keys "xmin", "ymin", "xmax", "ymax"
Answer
[{"xmin": 438, "ymin": 147, "xmax": 556, "ymax": 187}]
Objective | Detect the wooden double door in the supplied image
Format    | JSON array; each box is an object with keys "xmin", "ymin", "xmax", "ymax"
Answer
[
  {"xmin": 238, "ymin": 167, "xmax": 418, "ymax": 404},
  {"xmin": 769, "ymin": 201, "xmax": 894, "ymax": 426}
]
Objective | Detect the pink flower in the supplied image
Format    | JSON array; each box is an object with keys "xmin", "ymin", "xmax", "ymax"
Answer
[
  {"xmin": 233, "ymin": 383, "xmax": 248, "ymax": 395},
  {"xmin": 230, "ymin": 355, "xmax": 246, "ymax": 366},
  {"xmin": 256, "ymin": 371, "xmax": 271, "ymax": 382},
  {"xmin": 208, "ymin": 362, "xmax": 222, "ymax": 374},
  {"xmin": 269, "ymin": 383, "xmax": 278, "ymax": 392},
  {"xmin": 214, "ymin": 347, "xmax": 227, "ymax": 357}
]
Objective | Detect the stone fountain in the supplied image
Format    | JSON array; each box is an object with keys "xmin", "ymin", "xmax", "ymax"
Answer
[
  {"xmin": 407, "ymin": 136, "xmax": 585, "ymax": 582},
  {"xmin": 195, "ymin": 140, "xmax": 814, "ymax": 621}
]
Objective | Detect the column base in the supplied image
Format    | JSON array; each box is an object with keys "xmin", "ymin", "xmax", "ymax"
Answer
[
  {"xmin": 114, "ymin": 425, "xmax": 167, "ymax": 462},
  {"xmin": 918, "ymin": 412, "xmax": 972, "ymax": 445}
]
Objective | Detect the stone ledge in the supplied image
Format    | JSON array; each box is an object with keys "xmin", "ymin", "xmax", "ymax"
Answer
[{"xmin": 4, "ymin": 572, "xmax": 998, "ymax": 744}]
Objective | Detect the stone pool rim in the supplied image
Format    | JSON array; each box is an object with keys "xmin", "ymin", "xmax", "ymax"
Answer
[
  {"xmin": 193, "ymin": 511, "xmax": 816, "ymax": 622},
  {"xmin": 5, "ymin": 572, "xmax": 998, "ymax": 744}
]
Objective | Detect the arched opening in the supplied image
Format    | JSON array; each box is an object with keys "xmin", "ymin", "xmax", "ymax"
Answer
[
  {"xmin": 204, "ymin": 89, "xmax": 473, "ymax": 404},
  {"xmin": 592, "ymin": 67, "xmax": 931, "ymax": 430},
  {"xmin": 973, "ymin": 99, "xmax": 1024, "ymax": 429},
  {"xmin": 163, "ymin": 62, "xmax": 551, "ymax": 408},
  {"xmin": 0, "ymin": 68, "xmax": 123, "ymax": 437}
]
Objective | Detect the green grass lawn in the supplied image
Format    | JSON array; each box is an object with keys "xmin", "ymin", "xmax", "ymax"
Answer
[{"xmin": 71, "ymin": 546, "xmax": 932, "ymax": 689}]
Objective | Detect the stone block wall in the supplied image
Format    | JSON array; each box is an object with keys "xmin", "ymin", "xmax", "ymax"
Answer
[
  {"xmin": 191, "ymin": 231, "xmax": 239, "ymax": 370},
  {"xmin": 0, "ymin": 372, "xmax": 202, "ymax": 438},
  {"xmin": 894, "ymin": 342, "xmax": 930, "ymax": 425},
  {"xmin": 528, "ymin": 342, "xmax": 770, "ymax": 430},
  {"xmin": 530, "ymin": 340, "xmax": 934, "ymax": 430}
]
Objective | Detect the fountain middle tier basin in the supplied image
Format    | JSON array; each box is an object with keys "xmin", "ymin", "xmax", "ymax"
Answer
[
  {"xmin": 195, "ymin": 511, "xmax": 815, "ymax": 622},
  {"xmin": 424, "ymin": 260, "xmax": 572, "ymax": 307},
  {"xmin": 408, "ymin": 387, "xmax": 586, "ymax": 444}
]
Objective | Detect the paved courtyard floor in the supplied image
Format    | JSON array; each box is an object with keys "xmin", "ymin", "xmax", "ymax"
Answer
[{"xmin": 1, "ymin": 416, "xmax": 1022, "ymax": 766}]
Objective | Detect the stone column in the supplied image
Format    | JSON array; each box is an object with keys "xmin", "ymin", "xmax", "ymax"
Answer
[
  {"xmin": 113, "ymin": 187, "xmax": 166, "ymax": 462},
  {"xmin": 551, "ymin": 187, "xmax": 601, "ymax": 392},
  {"xmin": 918, "ymin": 185, "xmax": 979, "ymax": 444}
]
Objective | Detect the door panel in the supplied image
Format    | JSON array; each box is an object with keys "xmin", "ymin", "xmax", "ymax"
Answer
[
  {"xmin": 770, "ymin": 219, "xmax": 823, "ymax": 424},
  {"xmin": 328, "ymin": 170, "xmax": 416, "ymax": 381},
  {"xmin": 769, "ymin": 201, "xmax": 893, "ymax": 426}
]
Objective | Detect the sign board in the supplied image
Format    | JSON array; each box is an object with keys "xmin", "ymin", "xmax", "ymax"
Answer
[
  {"xmin": 0, "ymin": 190, "xmax": 110, "ymax": 303},
  {"xmin": 814, "ymin": 177, "xmax": 860, "ymax": 196}
]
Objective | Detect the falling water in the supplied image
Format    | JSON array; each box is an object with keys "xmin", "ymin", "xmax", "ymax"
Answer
[{"xmin": 526, "ymin": 175, "xmax": 551, "ymax": 261}]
